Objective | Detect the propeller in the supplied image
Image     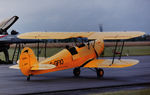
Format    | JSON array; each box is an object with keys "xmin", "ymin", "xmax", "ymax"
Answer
[
  {"xmin": 98, "ymin": 24, "xmax": 105, "ymax": 57},
  {"xmin": 99, "ymin": 24, "xmax": 103, "ymax": 32}
]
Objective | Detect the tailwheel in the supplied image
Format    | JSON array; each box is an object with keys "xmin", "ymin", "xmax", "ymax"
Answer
[
  {"xmin": 73, "ymin": 68, "xmax": 80, "ymax": 77},
  {"xmin": 96, "ymin": 68, "xmax": 104, "ymax": 78},
  {"xmin": 27, "ymin": 75, "xmax": 31, "ymax": 81}
]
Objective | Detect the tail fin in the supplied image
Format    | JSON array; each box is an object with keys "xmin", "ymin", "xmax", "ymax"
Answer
[
  {"xmin": 0, "ymin": 16, "xmax": 19, "ymax": 32},
  {"xmin": 19, "ymin": 47, "xmax": 56, "ymax": 76},
  {"xmin": 19, "ymin": 47, "xmax": 38, "ymax": 76}
]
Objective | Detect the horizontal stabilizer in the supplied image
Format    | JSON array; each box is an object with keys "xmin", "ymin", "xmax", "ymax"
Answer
[
  {"xmin": 9, "ymin": 63, "xmax": 56, "ymax": 70},
  {"xmin": 31, "ymin": 63, "xmax": 56, "ymax": 70},
  {"xmin": 84, "ymin": 59, "xmax": 139, "ymax": 68},
  {"xmin": 9, "ymin": 64, "xmax": 20, "ymax": 69}
]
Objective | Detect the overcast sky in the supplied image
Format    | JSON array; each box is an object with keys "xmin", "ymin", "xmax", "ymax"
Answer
[{"xmin": 0, "ymin": 0, "xmax": 150, "ymax": 34}]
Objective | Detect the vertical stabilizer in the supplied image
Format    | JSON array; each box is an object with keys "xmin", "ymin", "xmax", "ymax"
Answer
[
  {"xmin": 19, "ymin": 47, "xmax": 38, "ymax": 76},
  {"xmin": 0, "ymin": 16, "xmax": 19, "ymax": 34}
]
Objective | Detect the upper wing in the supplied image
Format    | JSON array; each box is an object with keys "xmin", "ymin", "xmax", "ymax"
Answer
[
  {"xmin": 83, "ymin": 59, "xmax": 139, "ymax": 68},
  {"xmin": 88, "ymin": 31, "xmax": 145, "ymax": 40},
  {"xmin": 17, "ymin": 32, "xmax": 93, "ymax": 39},
  {"xmin": 17, "ymin": 31, "xmax": 145, "ymax": 40}
]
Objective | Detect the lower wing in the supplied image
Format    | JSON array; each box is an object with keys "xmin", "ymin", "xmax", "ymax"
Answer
[{"xmin": 83, "ymin": 59, "xmax": 139, "ymax": 68}]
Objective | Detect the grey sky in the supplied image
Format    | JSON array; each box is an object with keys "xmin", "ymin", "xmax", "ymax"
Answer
[{"xmin": 0, "ymin": 0, "xmax": 150, "ymax": 34}]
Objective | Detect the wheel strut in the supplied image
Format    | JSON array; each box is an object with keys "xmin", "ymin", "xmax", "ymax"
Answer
[{"xmin": 27, "ymin": 75, "xmax": 31, "ymax": 81}]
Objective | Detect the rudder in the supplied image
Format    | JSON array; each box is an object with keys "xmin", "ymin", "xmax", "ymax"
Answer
[{"xmin": 19, "ymin": 47, "xmax": 38, "ymax": 76}]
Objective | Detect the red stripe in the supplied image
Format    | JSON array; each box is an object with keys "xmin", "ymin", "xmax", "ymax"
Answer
[{"xmin": 0, "ymin": 35, "xmax": 8, "ymax": 38}]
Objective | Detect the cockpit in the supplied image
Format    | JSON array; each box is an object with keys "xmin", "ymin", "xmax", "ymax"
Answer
[
  {"xmin": 66, "ymin": 45, "xmax": 78, "ymax": 55},
  {"xmin": 66, "ymin": 43, "xmax": 86, "ymax": 55}
]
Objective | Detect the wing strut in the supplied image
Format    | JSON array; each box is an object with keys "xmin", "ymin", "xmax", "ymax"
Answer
[
  {"xmin": 119, "ymin": 41, "xmax": 125, "ymax": 60},
  {"xmin": 37, "ymin": 40, "xmax": 40, "ymax": 61},
  {"xmin": 44, "ymin": 40, "xmax": 47, "ymax": 58},
  {"xmin": 110, "ymin": 40, "xmax": 125, "ymax": 66},
  {"xmin": 110, "ymin": 40, "xmax": 119, "ymax": 66}
]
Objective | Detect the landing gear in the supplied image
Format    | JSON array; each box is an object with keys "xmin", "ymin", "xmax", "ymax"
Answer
[
  {"xmin": 3, "ymin": 49, "xmax": 9, "ymax": 63},
  {"xmin": 96, "ymin": 68, "xmax": 104, "ymax": 78},
  {"xmin": 73, "ymin": 68, "xmax": 80, "ymax": 77},
  {"xmin": 27, "ymin": 75, "xmax": 31, "ymax": 81},
  {"xmin": 73, "ymin": 68, "xmax": 104, "ymax": 78}
]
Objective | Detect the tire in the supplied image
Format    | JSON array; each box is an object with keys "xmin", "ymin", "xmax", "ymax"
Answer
[
  {"xmin": 96, "ymin": 68, "xmax": 104, "ymax": 78},
  {"xmin": 73, "ymin": 68, "xmax": 80, "ymax": 77},
  {"xmin": 27, "ymin": 75, "xmax": 31, "ymax": 81}
]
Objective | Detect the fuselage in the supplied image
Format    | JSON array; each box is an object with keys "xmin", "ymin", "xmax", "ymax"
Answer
[{"xmin": 31, "ymin": 39, "xmax": 104, "ymax": 75}]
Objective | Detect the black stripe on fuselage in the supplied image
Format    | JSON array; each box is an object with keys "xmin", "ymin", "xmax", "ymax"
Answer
[
  {"xmin": 93, "ymin": 47, "xmax": 99, "ymax": 57},
  {"xmin": 80, "ymin": 58, "xmax": 94, "ymax": 67}
]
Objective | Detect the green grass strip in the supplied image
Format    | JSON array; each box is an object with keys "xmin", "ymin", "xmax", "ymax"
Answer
[{"xmin": 89, "ymin": 88, "xmax": 150, "ymax": 95}]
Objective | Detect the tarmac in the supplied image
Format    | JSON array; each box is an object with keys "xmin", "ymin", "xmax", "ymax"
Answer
[{"xmin": 0, "ymin": 56, "xmax": 150, "ymax": 94}]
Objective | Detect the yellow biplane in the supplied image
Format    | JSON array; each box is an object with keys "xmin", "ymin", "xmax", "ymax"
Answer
[{"xmin": 10, "ymin": 31, "xmax": 145, "ymax": 80}]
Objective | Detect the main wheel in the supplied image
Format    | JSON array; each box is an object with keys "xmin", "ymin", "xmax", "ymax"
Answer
[
  {"xmin": 96, "ymin": 68, "xmax": 104, "ymax": 78},
  {"xmin": 73, "ymin": 68, "xmax": 80, "ymax": 77}
]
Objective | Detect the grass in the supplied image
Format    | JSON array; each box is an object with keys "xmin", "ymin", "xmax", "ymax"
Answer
[
  {"xmin": 0, "ymin": 46, "xmax": 150, "ymax": 61},
  {"xmin": 89, "ymin": 88, "xmax": 150, "ymax": 95},
  {"xmin": 103, "ymin": 46, "xmax": 150, "ymax": 57},
  {"xmin": 0, "ymin": 48, "xmax": 63, "ymax": 61},
  {"xmin": 30, "ymin": 47, "xmax": 63, "ymax": 57}
]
